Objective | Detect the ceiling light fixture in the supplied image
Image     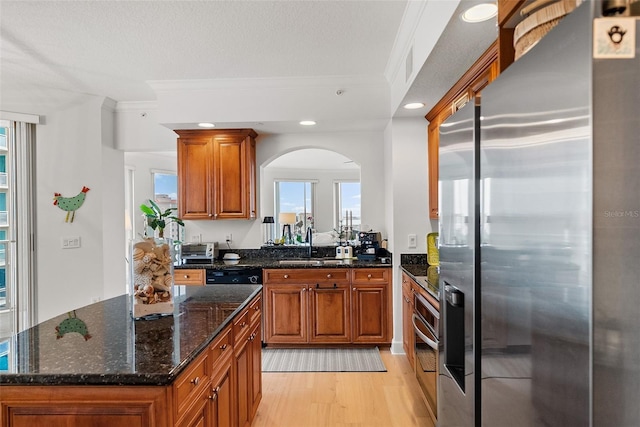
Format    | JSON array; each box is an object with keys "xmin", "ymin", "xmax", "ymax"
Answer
[
  {"xmin": 198, "ymin": 122, "xmax": 215, "ymax": 128},
  {"xmin": 461, "ymin": 3, "xmax": 497, "ymax": 23},
  {"xmin": 300, "ymin": 120, "xmax": 316, "ymax": 126},
  {"xmin": 403, "ymin": 102, "xmax": 425, "ymax": 110}
]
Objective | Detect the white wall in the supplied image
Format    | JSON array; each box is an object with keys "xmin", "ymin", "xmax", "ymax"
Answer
[
  {"xmin": 386, "ymin": 116, "xmax": 434, "ymax": 353},
  {"xmin": 35, "ymin": 96, "xmax": 125, "ymax": 322}
]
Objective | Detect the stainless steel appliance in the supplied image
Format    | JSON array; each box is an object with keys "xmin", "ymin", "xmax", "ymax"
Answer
[
  {"xmin": 180, "ymin": 243, "xmax": 218, "ymax": 264},
  {"xmin": 438, "ymin": 2, "xmax": 640, "ymax": 426},
  {"xmin": 412, "ymin": 289, "xmax": 440, "ymax": 418},
  {"xmin": 438, "ymin": 100, "xmax": 479, "ymax": 426}
]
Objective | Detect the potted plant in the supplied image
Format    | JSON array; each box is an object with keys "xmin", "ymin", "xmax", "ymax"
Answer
[{"xmin": 139, "ymin": 199, "xmax": 184, "ymax": 239}]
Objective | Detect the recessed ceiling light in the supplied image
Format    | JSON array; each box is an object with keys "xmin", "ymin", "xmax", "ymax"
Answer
[
  {"xmin": 461, "ymin": 3, "xmax": 497, "ymax": 23},
  {"xmin": 300, "ymin": 120, "xmax": 316, "ymax": 126},
  {"xmin": 198, "ymin": 122, "xmax": 215, "ymax": 128},
  {"xmin": 403, "ymin": 102, "xmax": 425, "ymax": 110}
]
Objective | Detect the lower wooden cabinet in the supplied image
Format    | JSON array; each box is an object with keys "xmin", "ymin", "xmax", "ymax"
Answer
[
  {"xmin": 263, "ymin": 268, "xmax": 391, "ymax": 345},
  {"xmin": 235, "ymin": 319, "xmax": 262, "ymax": 427},
  {"xmin": 0, "ymin": 386, "xmax": 171, "ymax": 427},
  {"xmin": 402, "ymin": 272, "xmax": 416, "ymax": 367},
  {"xmin": 209, "ymin": 358, "xmax": 233, "ymax": 427}
]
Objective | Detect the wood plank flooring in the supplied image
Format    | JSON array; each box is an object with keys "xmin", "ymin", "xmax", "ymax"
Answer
[{"xmin": 252, "ymin": 349, "xmax": 434, "ymax": 427}]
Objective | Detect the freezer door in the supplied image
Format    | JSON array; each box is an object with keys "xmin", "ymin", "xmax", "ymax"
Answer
[{"xmin": 438, "ymin": 100, "xmax": 479, "ymax": 426}]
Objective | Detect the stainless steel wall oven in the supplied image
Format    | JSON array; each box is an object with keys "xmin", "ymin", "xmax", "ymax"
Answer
[{"xmin": 413, "ymin": 290, "xmax": 439, "ymax": 418}]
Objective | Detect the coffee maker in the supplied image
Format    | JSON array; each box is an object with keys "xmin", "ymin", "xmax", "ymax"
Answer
[{"xmin": 357, "ymin": 231, "xmax": 382, "ymax": 260}]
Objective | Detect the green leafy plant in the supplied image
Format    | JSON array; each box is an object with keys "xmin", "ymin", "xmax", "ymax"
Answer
[{"xmin": 140, "ymin": 199, "xmax": 184, "ymax": 238}]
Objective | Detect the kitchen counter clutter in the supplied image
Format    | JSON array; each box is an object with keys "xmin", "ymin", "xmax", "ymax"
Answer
[{"xmin": 0, "ymin": 285, "xmax": 263, "ymax": 427}]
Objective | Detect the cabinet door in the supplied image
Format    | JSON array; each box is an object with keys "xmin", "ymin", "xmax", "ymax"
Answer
[
  {"xmin": 351, "ymin": 285, "xmax": 390, "ymax": 343},
  {"xmin": 247, "ymin": 136, "xmax": 257, "ymax": 219},
  {"xmin": 178, "ymin": 137, "xmax": 213, "ymax": 220},
  {"xmin": 1, "ymin": 386, "xmax": 170, "ymax": 427},
  {"xmin": 249, "ymin": 321, "xmax": 262, "ymax": 420},
  {"xmin": 401, "ymin": 274, "xmax": 415, "ymax": 367},
  {"xmin": 210, "ymin": 359, "xmax": 233, "ymax": 427},
  {"xmin": 235, "ymin": 335, "xmax": 251, "ymax": 427},
  {"xmin": 177, "ymin": 388, "xmax": 211, "ymax": 427},
  {"xmin": 263, "ymin": 284, "xmax": 307, "ymax": 343},
  {"xmin": 308, "ymin": 283, "xmax": 351, "ymax": 343},
  {"xmin": 213, "ymin": 135, "xmax": 247, "ymax": 219}
]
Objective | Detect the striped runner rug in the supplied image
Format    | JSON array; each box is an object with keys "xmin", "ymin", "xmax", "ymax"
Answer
[{"xmin": 262, "ymin": 347, "xmax": 386, "ymax": 372}]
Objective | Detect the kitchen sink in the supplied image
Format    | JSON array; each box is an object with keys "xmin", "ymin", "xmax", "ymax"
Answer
[{"xmin": 278, "ymin": 258, "xmax": 346, "ymax": 266}]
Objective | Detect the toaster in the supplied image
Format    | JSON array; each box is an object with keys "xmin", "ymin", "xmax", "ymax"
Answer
[{"xmin": 180, "ymin": 242, "xmax": 218, "ymax": 264}]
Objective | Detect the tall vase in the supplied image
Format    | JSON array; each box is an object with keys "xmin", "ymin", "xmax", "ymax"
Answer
[{"xmin": 130, "ymin": 236, "xmax": 175, "ymax": 320}]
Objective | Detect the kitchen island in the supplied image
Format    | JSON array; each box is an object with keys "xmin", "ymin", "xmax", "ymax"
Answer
[{"xmin": 0, "ymin": 284, "xmax": 262, "ymax": 427}]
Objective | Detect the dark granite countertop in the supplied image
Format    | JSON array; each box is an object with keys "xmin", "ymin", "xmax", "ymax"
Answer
[
  {"xmin": 401, "ymin": 264, "xmax": 440, "ymax": 301},
  {"xmin": 175, "ymin": 257, "xmax": 392, "ymax": 270},
  {"xmin": 0, "ymin": 285, "xmax": 261, "ymax": 386}
]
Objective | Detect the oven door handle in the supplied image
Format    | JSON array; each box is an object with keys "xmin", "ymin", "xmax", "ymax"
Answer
[{"xmin": 412, "ymin": 314, "xmax": 438, "ymax": 350}]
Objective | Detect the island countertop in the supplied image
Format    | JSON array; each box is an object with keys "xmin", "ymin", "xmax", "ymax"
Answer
[{"xmin": 0, "ymin": 284, "xmax": 261, "ymax": 386}]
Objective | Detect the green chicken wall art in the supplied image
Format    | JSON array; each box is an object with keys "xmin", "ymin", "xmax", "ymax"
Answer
[{"xmin": 53, "ymin": 186, "xmax": 89, "ymax": 223}]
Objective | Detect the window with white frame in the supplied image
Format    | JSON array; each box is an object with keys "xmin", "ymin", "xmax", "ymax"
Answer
[
  {"xmin": 334, "ymin": 181, "xmax": 361, "ymax": 235},
  {"xmin": 275, "ymin": 180, "xmax": 316, "ymax": 241},
  {"xmin": 0, "ymin": 115, "xmax": 37, "ymax": 348}
]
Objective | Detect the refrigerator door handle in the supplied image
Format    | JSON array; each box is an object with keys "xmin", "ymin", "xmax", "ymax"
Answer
[{"xmin": 412, "ymin": 314, "xmax": 438, "ymax": 350}]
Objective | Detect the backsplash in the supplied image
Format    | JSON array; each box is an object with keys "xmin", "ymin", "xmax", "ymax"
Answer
[{"xmin": 400, "ymin": 253, "xmax": 428, "ymax": 265}]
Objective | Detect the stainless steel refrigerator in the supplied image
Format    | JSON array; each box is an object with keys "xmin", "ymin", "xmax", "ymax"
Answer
[{"xmin": 438, "ymin": 2, "xmax": 640, "ymax": 426}]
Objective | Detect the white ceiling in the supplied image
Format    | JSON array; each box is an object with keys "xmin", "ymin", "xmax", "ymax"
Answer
[{"xmin": 0, "ymin": 0, "xmax": 497, "ymax": 133}]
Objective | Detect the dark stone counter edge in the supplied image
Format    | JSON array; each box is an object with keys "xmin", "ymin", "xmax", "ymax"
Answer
[
  {"xmin": 401, "ymin": 264, "xmax": 439, "ymax": 301},
  {"xmin": 0, "ymin": 287, "xmax": 263, "ymax": 387},
  {"xmin": 175, "ymin": 258, "xmax": 392, "ymax": 270}
]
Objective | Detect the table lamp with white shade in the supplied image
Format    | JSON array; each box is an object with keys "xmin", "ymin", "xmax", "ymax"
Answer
[{"xmin": 278, "ymin": 212, "xmax": 296, "ymax": 244}]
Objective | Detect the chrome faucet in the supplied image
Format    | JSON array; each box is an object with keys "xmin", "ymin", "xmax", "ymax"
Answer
[{"xmin": 305, "ymin": 226, "xmax": 313, "ymax": 258}]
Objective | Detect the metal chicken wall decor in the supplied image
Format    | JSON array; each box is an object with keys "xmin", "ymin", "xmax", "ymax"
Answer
[{"xmin": 53, "ymin": 186, "xmax": 90, "ymax": 222}]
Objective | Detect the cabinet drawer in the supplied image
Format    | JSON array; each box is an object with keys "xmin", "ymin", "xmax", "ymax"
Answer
[
  {"xmin": 352, "ymin": 268, "xmax": 389, "ymax": 284},
  {"xmin": 249, "ymin": 295, "xmax": 262, "ymax": 324},
  {"xmin": 174, "ymin": 350, "xmax": 210, "ymax": 420},
  {"xmin": 209, "ymin": 325, "xmax": 232, "ymax": 367},
  {"xmin": 174, "ymin": 269, "xmax": 204, "ymax": 286},
  {"xmin": 233, "ymin": 307, "xmax": 251, "ymax": 345},
  {"xmin": 264, "ymin": 268, "xmax": 349, "ymax": 284}
]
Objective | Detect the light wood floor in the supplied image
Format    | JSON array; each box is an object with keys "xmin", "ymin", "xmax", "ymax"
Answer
[{"xmin": 252, "ymin": 349, "xmax": 434, "ymax": 427}]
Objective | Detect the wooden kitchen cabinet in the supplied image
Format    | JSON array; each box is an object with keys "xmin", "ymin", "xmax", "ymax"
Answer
[
  {"xmin": 175, "ymin": 269, "xmax": 205, "ymax": 286},
  {"xmin": 426, "ymin": 43, "xmax": 498, "ymax": 219},
  {"xmin": 176, "ymin": 129, "xmax": 258, "ymax": 221},
  {"xmin": 209, "ymin": 353, "xmax": 233, "ymax": 427},
  {"xmin": 351, "ymin": 268, "xmax": 392, "ymax": 344},
  {"xmin": 402, "ymin": 272, "xmax": 415, "ymax": 367},
  {"xmin": 263, "ymin": 283, "xmax": 308, "ymax": 343},
  {"xmin": 309, "ymin": 282, "xmax": 351, "ymax": 343},
  {"xmin": 0, "ymin": 386, "xmax": 171, "ymax": 427},
  {"xmin": 235, "ymin": 312, "xmax": 262, "ymax": 427},
  {"xmin": 263, "ymin": 268, "xmax": 351, "ymax": 344}
]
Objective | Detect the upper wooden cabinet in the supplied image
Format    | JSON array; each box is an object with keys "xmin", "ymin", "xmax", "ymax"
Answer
[
  {"xmin": 176, "ymin": 129, "xmax": 258, "ymax": 220},
  {"xmin": 426, "ymin": 42, "xmax": 498, "ymax": 219}
]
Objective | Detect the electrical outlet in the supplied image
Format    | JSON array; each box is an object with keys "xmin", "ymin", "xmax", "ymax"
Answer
[
  {"xmin": 62, "ymin": 236, "xmax": 81, "ymax": 249},
  {"xmin": 225, "ymin": 234, "xmax": 232, "ymax": 242},
  {"xmin": 408, "ymin": 233, "xmax": 417, "ymax": 248}
]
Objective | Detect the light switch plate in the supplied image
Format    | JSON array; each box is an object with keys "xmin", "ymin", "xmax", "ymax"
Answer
[{"xmin": 408, "ymin": 233, "xmax": 417, "ymax": 248}]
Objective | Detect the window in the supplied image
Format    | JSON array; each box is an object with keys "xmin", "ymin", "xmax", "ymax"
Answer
[
  {"xmin": 275, "ymin": 181, "xmax": 315, "ymax": 240},
  {"xmin": 0, "ymin": 116, "xmax": 37, "ymax": 340},
  {"xmin": 151, "ymin": 169, "xmax": 181, "ymax": 242},
  {"xmin": 334, "ymin": 181, "xmax": 361, "ymax": 234}
]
